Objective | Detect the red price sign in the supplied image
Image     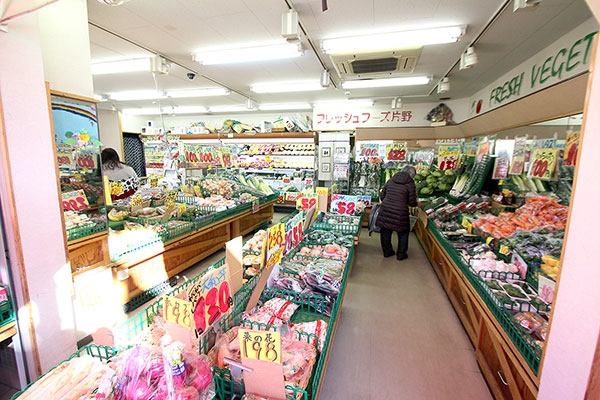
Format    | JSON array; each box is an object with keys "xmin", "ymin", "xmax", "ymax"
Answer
[
  {"xmin": 564, "ymin": 131, "xmax": 580, "ymax": 167},
  {"xmin": 528, "ymin": 149, "xmax": 558, "ymax": 180},
  {"xmin": 282, "ymin": 177, "xmax": 291, "ymax": 184},
  {"xmin": 162, "ymin": 295, "xmax": 194, "ymax": 328},
  {"xmin": 57, "ymin": 152, "xmax": 72, "ymax": 166},
  {"xmin": 62, "ymin": 190, "xmax": 89, "ymax": 212},
  {"xmin": 188, "ymin": 265, "xmax": 232, "ymax": 335},
  {"xmin": 330, "ymin": 194, "xmax": 359, "ymax": 215},
  {"xmin": 285, "ymin": 213, "xmax": 303, "ymax": 254},
  {"xmin": 476, "ymin": 142, "xmax": 490, "ymax": 162},
  {"xmin": 267, "ymin": 223, "xmax": 285, "ymax": 256},
  {"xmin": 438, "ymin": 145, "xmax": 460, "ymax": 171},
  {"xmin": 278, "ymin": 193, "xmax": 285, "ymax": 203},
  {"xmin": 76, "ymin": 153, "xmax": 96, "ymax": 169},
  {"xmin": 386, "ymin": 143, "xmax": 407, "ymax": 161},
  {"xmin": 360, "ymin": 144, "xmax": 379, "ymax": 158},
  {"xmin": 296, "ymin": 193, "xmax": 318, "ymax": 210}
]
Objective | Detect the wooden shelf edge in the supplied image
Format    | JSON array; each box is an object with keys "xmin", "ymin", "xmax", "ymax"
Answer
[
  {"xmin": 141, "ymin": 132, "xmax": 315, "ymax": 140},
  {"xmin": 0, "ymin": 321, "xmax": 17, "ymax": 343}
]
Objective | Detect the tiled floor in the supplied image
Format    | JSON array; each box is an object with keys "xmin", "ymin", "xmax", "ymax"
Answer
[{"xmin": 319, "ymin": 231, "xmax": 492, "ymax": 400}]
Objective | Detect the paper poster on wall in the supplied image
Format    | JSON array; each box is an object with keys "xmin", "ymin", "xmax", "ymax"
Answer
[{"xmin": 51, "ymin": 99, "xmax": 99, "ymax": 145}]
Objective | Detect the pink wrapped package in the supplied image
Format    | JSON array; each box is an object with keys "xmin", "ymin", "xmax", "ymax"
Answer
[
  {"xmin": 290, "ymin": 320, "xmax": 328, "ymax": 352},
  {"xmin": 243, "ymin": 309, "xmax": 284, "ymax": 327},
  {"xmin": 261, "ymin": 298, "xmax": 298, "ymax": 323}
]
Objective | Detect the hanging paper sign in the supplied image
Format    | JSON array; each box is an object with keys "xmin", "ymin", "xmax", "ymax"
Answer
[
  {"xmin": 438, "ymin": 145, "xmax": 461, "ymax": 170},
  {"xmin": 165, "ymin": 190, "xmax": 177, "ymax": 205},
  {"xmin": 76, "ymin": 153, "xmax": 97, "ymax": 169},
  {"xmin": 357, "ymin": 195, "xmax": 372, "ymax": 207},
  {"xmin": 510, "ymin": 137, "xmax": 527, "ymax": 175},
  {"xmin": 62, "ymin": 190, "xmax": 89, "ymax": 212},
  {"xmin": 330, "ymin": 194, "xmax": 359, "ymax": 216},
  {"xmin": 285, "ymin": 212, "xmax": 303, "ymax": 254},
  {"xmin": 57, "ymin": 151, "xmax": 73, "ymax": 166},
  {"xmin": 296, "ymin": 193, "xmax": 318, "ymax": 210},
  {"xmin": 149, "ymin": 175, "xmax": 159, "ymax": 188},
  {"xmin": 359, "ymin": 143, "xmax": 380, "ymax": 158},
  {"xmin": 293, "ymin": 178, "xmax": 302, "ymax": 185},
  {"xmin": 189, "ymin": 265, "xmax": 232, "ymax": 335},
  {"xmin": 564, "ymin": 131, "xmax": 580, "ymax": 167},
  {"xmin": 528, "ymin": 149, "xmax": 558, "ymax": 181},
  {"xmin": 239, "ymin": 329, "xmax": 281, "ymax": 363},
  {"xmin": 110, "ymin": 182, "xmax": 123, "ymax": 196},
  {"xmin": 282, "ymin": 177, "xmax": 291, "ymax": 184},
  {"xmin": 252, "ymin": 199, "xmax": 259, "ymax": 213},
  {"xmin": 492, "ymin": 155, "xmax": 510, "ymax": 180},
  {"xmin": 386, "ymin": 143, "xmax": 407, "ymax": 161},
  {"xmin": 476, "ymin": 142, "xmax": 490, "ymax": 162},
  {"xmin": 162, "ymin": 295, "xmax": 194, "ymax": 329}
]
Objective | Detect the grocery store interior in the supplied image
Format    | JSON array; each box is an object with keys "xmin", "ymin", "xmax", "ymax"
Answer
[{"xmin": 1, "ymin": 0, "xmax": 600, "ymax": 399}]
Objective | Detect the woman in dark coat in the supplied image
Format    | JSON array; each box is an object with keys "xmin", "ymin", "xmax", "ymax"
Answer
[{"xmin": 376, "ymin": 166, "xmax": 418, "ymax": 260}]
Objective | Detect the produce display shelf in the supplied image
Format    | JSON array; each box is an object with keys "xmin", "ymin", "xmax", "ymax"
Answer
[
  {"xmin": 11, "ymin": 345, "xmax": 118, "ymax": 400},
  {"xmin": 0, "ymin": 284, "xmax": 16, "ymax": 329},
  {"xmin": 424, "ymin": 215, "xmax": 543, "ymax": 374},
  {"xmin": 66, "ymin": 219, "xmax": 108, "ymax": 242}
]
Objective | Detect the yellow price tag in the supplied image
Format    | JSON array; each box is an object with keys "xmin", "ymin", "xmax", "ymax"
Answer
[
  {"xmin": 162, "ymin": 295, "xmax": 194, "ymax": 328},
  {"xmin": 297, "ymin": 193, "xmax": 318, "ymax": 210},
  {"xmin": 486, "ymin": 236, "xmax": 493, "ymax": 245},
  {"xmin": 110, "ymin": 182, "xmax": 123, "ymax": 195},
  {"xmin": 149, "ymin": 175, "xmax": 159, "ymax": 188},
  {"xmin": 238, "ymin": 329, "xmax": 281, "ymax": 363},
  {"xmin": 461, "ymin": 216, "xmax": 472, "ymax": 233},
  {"xmin": 165, "ymin": 190, "xmax": 177, "ymax": 205},
  {"xmin": 193, "ymin": 185, "xmax": 202, "ymax": 197},
  {"xmin": 528, "ymin": 148, "xmax": 559, "ymax": 181},
  {"xmin": 177, "ymin": 203, "xmax": 187, "ymax": 214},
  {"xmin": 166, "ymin": 202, "xmax": 176, "ymax": 213},
  {"xmin": 316, "ymin": 187, "xmax": 328, "ymax": 197},
  {"xmin": 131, "ymin": 195, "xmax": 144, "ymax": 207},
  {"xmin": 265, "ymin": 155, "xmax": 271, "ymax": 163},
  {"xmin": 499, "ymin": 245, "xmax": 510, "ymax": 255}
]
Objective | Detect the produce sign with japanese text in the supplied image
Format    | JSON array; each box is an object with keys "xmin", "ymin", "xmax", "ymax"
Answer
[
  {"xmin": 188, "ymin": 264, "xmax": 232, "ymax": 335},
  {"xmin": 564, "ymin": 131, "xmax": 580, "ymax": 167},
  {"xmin": 76, "ymin": 153, "xmax": 97, "ymax": 169},
  {"xmin": 238, "ymin": 329, "xmax": 281, "ymax": 363},
  {"xmin": 330, "ymin": 194, "xmax": 359, "ymax": 215},
  {"xmin": 528, "ymin": 149, "xmax": 558, "ymax": 180},
  {"xmin": 359, "ymin": 143, "xmax": 380, "ymax": 158},
  {"xmin": 62, "ymin": 190, "xmax": 89, "ymax": 212},
  {"xmin": 492, "ymin": 155, "xmax": 510, "ymax": 180},
  {"xmin": 437, "ymin": 145, "xmax": 461, "ymax": 171},
  {"xmin": 296, "ymin": 193, "xmax": 318, "ymax": 210},
  {"xmin": 476, "ymin": 142, "xmax": 490, "ymax": 162},
  {"xmin": 284, "ymin": 212, "xmax": 303, "ymax": 254},
  {"xmin": 184, "ymin": 144, "xmax": 218, "ymax": 166},
  {"xmin": 267, "ymin": 223, "xmax": 285, "ymax": 260},
  {"xmin": 385, "ymin": 143, "xmax": 407, "ymax": 161},
  {"xmin": 57, "ymin": 151, "xmax": 73, "ymax": 166},
  {"xmin": 149, "ymin": 175, "xmax": 159, "ymax": 188},
  {"xmin": 510, "ymin": 137, "xmax": 527, "ymax": 175},
  {"xmin": 110, "ymin": 182, "xmax": 123, "ymax": 195},
  {"xmin": 131, "ymin": 195, "xmax": 144, "ymax": 207},
  {"xmin": 162, "ymin": 295, "xmax": 194, "ymax": 329},
  {"xmin": 357, "ymin": 195, "xmax": 372, "ymax": 207}
]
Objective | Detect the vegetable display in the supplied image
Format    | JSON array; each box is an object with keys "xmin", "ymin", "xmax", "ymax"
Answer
[{"xmin": 413, "ymin": 166, "xmax": 457, "ymax": 196}]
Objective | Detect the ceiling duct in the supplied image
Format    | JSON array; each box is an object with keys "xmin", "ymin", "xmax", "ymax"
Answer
[{"xmin": 330, "ymin": 47, "xmax": 422, "ymax": 79}]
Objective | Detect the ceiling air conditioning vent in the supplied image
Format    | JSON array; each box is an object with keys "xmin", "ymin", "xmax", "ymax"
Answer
[{"xmin": 330, "ymin": 47, "xmax": 422, "ymax": 79}]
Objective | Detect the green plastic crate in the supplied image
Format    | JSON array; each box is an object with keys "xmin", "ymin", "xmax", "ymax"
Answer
[{"xmin": 66, "ymin": 219, "xmax": 107, "ymax": 242}]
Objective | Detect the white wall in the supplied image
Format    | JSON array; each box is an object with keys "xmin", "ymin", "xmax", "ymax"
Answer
[
  {"xmin": 37, "ymin": 0, "xmax": 94, "ymax": 97},
  {"xmin": 98, "ymin": 109, "xmax": 123, "ymax": 159},
  {"xmin": 0, "ymin": 12, "xmax": 77, "ymax": 377}
]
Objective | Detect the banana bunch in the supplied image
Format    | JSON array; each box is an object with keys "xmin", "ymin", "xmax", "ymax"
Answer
[{"xmin": 108, "ymin": 209, "xmax": 128, "ymax": 222}]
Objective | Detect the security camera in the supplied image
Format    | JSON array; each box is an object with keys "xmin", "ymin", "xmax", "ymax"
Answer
[{"xmin": 187, "ymin": 73, "xmax": 196, "ymax": 80}]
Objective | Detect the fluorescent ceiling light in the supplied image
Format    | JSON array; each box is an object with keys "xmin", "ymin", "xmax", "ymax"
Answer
[
  {"xmin": 193, "ymin": 42, "xmax": 302, "ymax": 65},
  {"xmin": 313, "ymin": 99, "xmax": 374, "ymax": 107},
  {"xmin": 109, "ymin": 90, "xmax": 166, "ymax": 101},
  {"xmin": 250, "ymin": 80, "xmax": 325, "ymax": 94},
  {"xmin": 121, "ymin": 107, "xmax": 164, "ymax": 115},
  {"xmin": 175, "ymin": 106, "xmax": 208, "ymax": 114},
  {"xmin": 258, "ymin": 103, "xmax": 312, "ymax": 111},
  {"xmin": 209, "ymin": 105, "xmax": 255, "ymax": 113},
  {"xmin": 322, "ymin": 26, "xmax": 465, "ymax": 54},
  {"xmin": 91, "ymin": 58, "xmax": 151, "ymax": 75},
  {"xmin": 342, "ymin": 76, "xmax": 431, "ymax": 89},
  {"xmin": 167, "ymin": 88, "xmax": 230, "ymax": 98}
]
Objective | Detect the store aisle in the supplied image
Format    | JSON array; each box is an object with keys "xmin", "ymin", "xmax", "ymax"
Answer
[{"xmin": 320, "ymin": 231, "xmax": 492, "ymax": 400}]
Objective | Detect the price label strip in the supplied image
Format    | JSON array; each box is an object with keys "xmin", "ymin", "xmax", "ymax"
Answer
[
  {"xmin": 238, "ymin": 329, "xmax": 281, "ymax": 363},
  {"xmin": 162, "ymin": 295, "xmax": 194, "ymax": 329},
  {"xmin": 62, "ymin": 190, "xmax": 89, "ymax": 212}
]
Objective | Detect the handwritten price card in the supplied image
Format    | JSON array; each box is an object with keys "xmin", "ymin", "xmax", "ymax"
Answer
[
  {"xmin": 284, "ymin": 212, "xmax": 303, "ymax": 254},
  {"xmin": 149, "ymin": 175, "xmax": 159, "ymax": 188},
  {"xmin": 110, "ymin": 182, "xmax": 123, "ymax": 196},
  {"xmin": 528, "ymin": 149, "xmax": 558, "ymax": 181},
  {"xmin": 165, "ymin": 190, "xmax": 177, "ymax": 205},
  {"xmin": 267, "ymin": 223, "xmax": 285, "ymax": 260},
  {"xmin": 131, "ymin": 195, "xmax": 144, "ymax": 207},
  {"xmin": 386, "ymin": 143, "xmax": 407, "ymax": 161},
  {"xmin": 162, "ymin": 295, "xmax": 194, "ymax": 329},
  {"xmin": 438, "ymin": 145, "xmax": 461, "ymax": 171},
  {"xmin": 252, "ymin": 199, "xmax": 259, "ymax": 213},
  {"xmin": 330, "ymin": 194, "xmax": 359, "ymax": 215},
  {"xmin": 359, "ymin": 143, "xmax": 380, "ymax": 158},
  {"xmin": 510, "ymin": 137, "xmax": 527, "ymax": 175},
  {"xmin": 296, "ymin": 193, "xmax": 318, "ymax": 210},
  {"xmin": 357, "ymin": 195, "xmax": 372, "ymax": 207},
  {"xmin": 564, "ymin": 131, "xmax": 580, "ymax": 167},
  {"xmin": 239, "ymin": 329, "xmax": 281, "ymax": 363},
  {"xmin": 57, "ymin": 151, "xmax": 73, "ymax": 167},
  {"xmin": 62, "ymin": 190, "xmax": 89, "ymax": 211},
  {"xmin": 76, "ymin": 153, "xmax": 97, "ymax": 169},
  {"xmin": 476, "ymin": 141, "xmax": 490, "ymax": 162},
  {"xmin": 188, "ymin": 265, "xmax": 232, "ymax": 335}
]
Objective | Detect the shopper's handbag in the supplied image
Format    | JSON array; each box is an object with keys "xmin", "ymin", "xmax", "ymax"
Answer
[{"xmin": 368, "ymin": 203, "xmax": 382, "ymax": 236}]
